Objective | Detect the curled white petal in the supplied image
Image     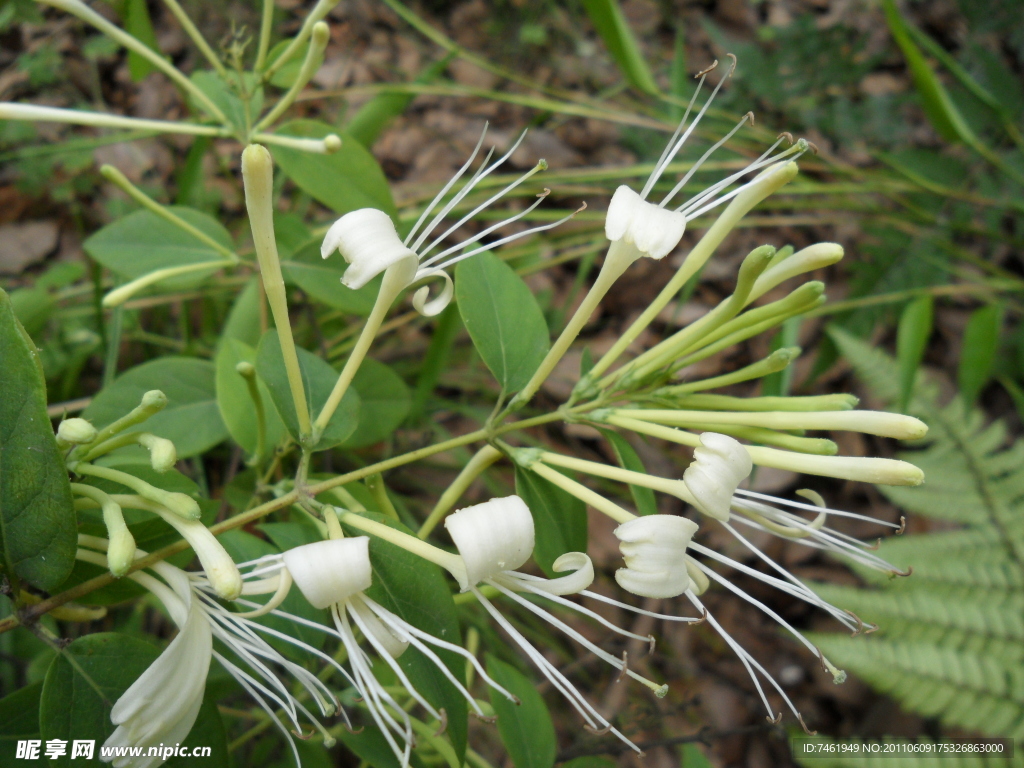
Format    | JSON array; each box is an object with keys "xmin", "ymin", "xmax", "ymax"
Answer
[
  {"xmin": 683, "ymin": 432, "xmax": 753, "ymax": 521},
  {"xmin": 104, "ymin": 597, "xmax": 211, "ymax": 767},
  {"xmin": 614, "ymin": 514, "xmax": 698, "ymax": 599},
  {"xmin": 445, "ymin": 495, "xmax": 535, "ymax": 590},
  {"xmin": 526, "ymin": 552, "xmax": 594, "ymax": 595},
  {"xmin": 605, "ymin": 185, "xmax": 687, "ymax": 260},
  {"xmin": 411, "ymin": 268, "xmax": 454, "ymax": 317},
  {"xmin": 321, "ymin": 209, "xmax": 419, "ymax": 290},
  {"xmin": 282, "ymin": 537, "xmax": 373, "ymax": 609}
]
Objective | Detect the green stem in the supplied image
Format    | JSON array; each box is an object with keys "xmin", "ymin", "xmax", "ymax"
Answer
[
  {"xmin": 511, "ymin": 239, "xmax": 638, "ymax": 410},
  {"xmin": 417, "ymin": 444, "xmax": 501, "ymax": 538},
  {"xmin": 159, "ymin": 0, "xmax": 227, "ymax": 78},
  {"xmin": 262, "ymin": 0, "xmax": 337, "ymax": 80},
  {"xmin": 102, "ymin": 259, "xmax": 235, "ymax": 307},
  {"xmin": 254, "ymin": 0, "xmax": 275, "ymax": 70},
  {"xmin": 313, "ymin": 262, "xmax": 409, "ymax": 440},
  {"xmin": 254, "ymin": 22, "xmax": 330, "ymax": 131}
]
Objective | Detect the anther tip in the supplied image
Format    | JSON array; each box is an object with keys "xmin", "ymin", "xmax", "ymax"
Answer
[
  {"xmin": 537, "ymin": 158, "xmax": 548, "ymax": 171},
  {"xmin": 694, "ymin": 59, "xmax": 718, "ymax": 78}
]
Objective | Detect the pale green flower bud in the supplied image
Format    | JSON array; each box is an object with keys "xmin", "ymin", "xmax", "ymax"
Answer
[{"xmin": 56, "ymin": 418, "xmax": 97, "ymax": 449}]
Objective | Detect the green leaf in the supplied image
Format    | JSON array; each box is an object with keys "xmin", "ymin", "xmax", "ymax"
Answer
[
  {"xmin": 270, "ymin": 120, "xmax": 396, "ymax": 217},
  {"xmin": 0, "ymin": 288, "xmax": 76, "ymax": 591},
  {"xmin": 123, "ymin": 0, "xmax": 158, "ymax": 81},
  {"xmin": 83, "ymin": 357, "xmax": 228, "ymax": 458},
  {"xmin": 0, "ymin": 681, "xmax": 42, "ymax": 741},
  {"xmin": 255, "ymin": 331, "xmax": 360, "ymax": 449},
  {"xmin": 83, "ymin": 207, "xmax": 233, "ymax": 289},
  {"xmin": 10, "ymin": 286, "xmax": 55, "ymax": 338},
  {"xmin": 222, "ymin": 278, "xmax": 262, "ymax": 347},
  {"xmin": 409, "ymin": 303, "xmax": 461, "ymax": 421},
  {"xmin": 896, "ymin": 295, "xmax": 933, "ymax": 413},
  {"xmin": 342, "ymin": 359, "xmax": 411, "ymax": 448},
  {"xmin": 455, "ymin": 252, "xmax": 550, "ymax": 394},
  {"xmin": 485, "ymin": 654, "xmax": 556, "ymax": 768},
  {"xmin": 599, "ymin": 429, "xmax": 657, "ymax": 516},
  {"xmin": 340, "ymin": 512, "xmax": 468, "ymax": 763},
  {"xmin": 514, "ymin": 466, "xmax": 587, "ymax": 578},
  {"xmin": 881, "ymin": 0, "xmax": 974, "ymax": 145},
  {"xmin": 580, "ymin": 0, "xmax": 659, "ymax": 96},
  {"xmin": 959, "ymin": 304, "xmax": 1002, "ymax": 407},
  {"xmin": 282, "ymin": 240, "xmax": 383, "ymax": 315},
  {"xmin": 39, "ymin": 633, "xmax": 229, "ymax": 767},
  {"xmin": 215, "ymin": 338, "xmax": 288, "ymax": 455}
]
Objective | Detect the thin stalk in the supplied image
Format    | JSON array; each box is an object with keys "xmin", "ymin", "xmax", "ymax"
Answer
[
  {"xmin": 418, "ymin": 445, "xmax": 501, "ymax": 538},
  {"xmin": 527, "ymin": 462, "xmax": 636, "ymax": 524},
  {"xmin": 510, "ymin": 239, "xmax": 638, "ymax": 410},
  {"xmin": 262, "ymin": 0, "xmax": 336, "ymax": 80},
  {"xmin": 0, "ymin": 103, "xmax": 226, "ymax": 136},
  {"xmin": 236, "ymin": 363, "xmax": 268, "ymax": 466},
  {"xmin": 337, "ymin": 510, "xmax": 465, "ymax": 580},
  {"xmin": 538, "ymin": 452, "xmax": 695, "ymax": 505},
  {"xmin": 38, "ymin": 0, "xmax": 228, "ymax": 123},
  {"xmin": 102, "ymin": 259, "xmax": 235, "ymax": 307},
  {"xmin": 251, "ymin": 132, "xmax": 341, "ymax": 153},
  {"xmin": 313, "ymin": 262, "xmax": 410, "ymax": 440},
  {"xmin": 254, "ymin": 22, "xmax": 330, "ymax": 131},
  {"xmin": 159, "ymin": 0, "xmax": 227, "ymax": 78},
  {"xmin": 255, "ymin": 0, "xmax": 275, "ymax": 70},
  {"xmin": 100, "ymin": 165, "xmax": 237, "ymax": 261}
]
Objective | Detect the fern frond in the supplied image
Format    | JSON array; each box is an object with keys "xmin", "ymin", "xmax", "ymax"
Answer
[{"xmin": 809, "ymin": 634, "xmax": 1024, "ymax": 739}]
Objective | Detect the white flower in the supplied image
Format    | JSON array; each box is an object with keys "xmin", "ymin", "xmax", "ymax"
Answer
[
  {"xmin": 76, "ymin": 538, "xmax": 341, "ymax": 768},
  {"xmin": 321, "ymin": 126, "xmax": 581, "ymax": 316},
  {"xmin": 272, "ymin": 534, "xmax": 515, "ymax": 768},
  {"xmin": 683, "ymin": 431, "xmax": 753, "ymax": 520},
  {"xmin": 445, "ymin": 495, "xmax": 703, "ymax": 753},
  {"xmin": 613, "ymin": 515, "xmax": 702, "ymax": 598},
  {"xmin": 603, "ymin": 56, "xmax": 807, "ymax": 263}
]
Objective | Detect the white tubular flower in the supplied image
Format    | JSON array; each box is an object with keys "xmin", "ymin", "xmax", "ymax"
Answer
[
  {"xmin": 614, "ymin": 515, "xmax": 700, "ymax": 598},
  {"xmin": 445, "ymin": 496, "xmax": 703, "ymax": 753},
  {"xmin": 683, "ymin": 432, "xmax": 753, "ymax": 521},
  {"xmin": 602, "ymin": 56, "xmax": 808, "ymax": 264},
  {"xmin": 321, "ymin": 125, "xmax": 581, "ymax": 317},
  {"xmin": 75, "ymin": 540, "xmax": 340, "ymax": 768},
  {"xmin": 268, "ymin": 534, "xmax": 516, "ymax": 768}
]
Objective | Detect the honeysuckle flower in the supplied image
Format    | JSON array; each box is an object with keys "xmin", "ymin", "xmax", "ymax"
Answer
[
  {"xmin": 604, "ymin": 56, "xmax": 808, "ymax": 266},
  {"xmin": 613, "ymin": 515, "xmax": 706, "ymax": 598},
  {"xmin": 444, "ymin": 495, "xmax": 704, "ymax": 753},
  {"xmin": 249, "ymin": 533, "xmax": 516, "ymax": 768},
  {"xmin": 75, "ymin": 538, "xmax": 340, "ymax": 768},
  {"xmin": 321, "ymin": 126, "xmax": 580, "ymax": 317},
  {"xmin": 683, "ymin": 431, "xmax": 753, "ymax": 520}
]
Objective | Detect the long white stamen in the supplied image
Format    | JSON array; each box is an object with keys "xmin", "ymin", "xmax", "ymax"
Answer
[
  {"xmin": 489, "ymin": 580, "xmax": 666, "ymax": 695},
  {"xmin": 472, "ymin": 586, "xmax": 641, "ymax": 753},
  {"xmin": 652, "ymin": 56, "xmax": 737, "ymax": 206},
  {"xmin": 363, "ymin": 596, "xmax": 516, "ymax": 709},
  {"xmin": 579, "ymin": 589, "xmax": 702, "ymax": 622},
  {"xmin": 660, "ymin": 112, "xmax": 754, "ymax": 209},
  {"xmin": 406, "ymin": 126, "xmax": 490, "ymax": 245},
  {"xmin": 734, "ymin": 489, "xmax": 902, "ymax": 528},
  {"xmin": 431, "ymin": 203, "xmax": 584, "ymax": 272},
  {"xmin": 214, "ymin": 651, "xmax": 301, "ymax": 768},
  {"xmin": 418, "ymin": 161, "xmax": 547, "ymax": 263},
  {"xmin": 503, "ymin": 575, "xmax": 656, "ymax": 643},
  {"xmin": 642, "ymin": 73, "xmax": 709, "ymax": 198},
  {"xmin": 410, "ymin": 132, "xmax": 527, "ymax": 254},
  {"xmin": 420, "ymin": 190, "xmax": 550, "ymax": 268},
  {"xmin": 673, "ymin": 136, "xmax": 788, "ymax": 214}
]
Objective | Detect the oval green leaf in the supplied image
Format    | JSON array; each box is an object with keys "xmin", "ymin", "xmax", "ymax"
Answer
[
  {"xmin": 343, "ymin": 359, "xmax": 411, "ymax": 448},
  {"xmin": 455, "ymin": 251, "xmax": 550, "ymax": 394},
  {"xmin": 83, "ymin": 206, "xmax": 234, "ymax": 289},
  {"xmin": 282, "ymin": 240, "xmax": 382, "ymax": 315},
  {"xmin": 959, "ymin": 303, "xmax": 1003, "ymax": 407},
  {"xmin": 0, "ymin": 287, "xmax": 76, "ymax": 591},
  {"xmin": 896, "ymin": 295, "xmax": 933, "ymax": 413},
  {"xmin": 255, "ymin": 330, "xmax": 360, "ymax": 449},
  {"xmin": 270, "ymin": 120, "xmax": 396, "ymax": 217},
  {"xmin": 486, "ymin": 654, "xmax": 556, "ymax": 768}
]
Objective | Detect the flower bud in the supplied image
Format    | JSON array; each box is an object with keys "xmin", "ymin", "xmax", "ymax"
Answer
[
  {"xmin": 445, "ymin": 495, "xmax": 535, "ymax": 590},
  {"xmin": 137, "ymin": 433, "xmax": 177, "ymax": 472},
  {"xmin": 614, "ymin": 515, "xmax": 699, "ymax": 598},
  {"xmin": 683, "ymin": 432, "xmax": 752, "ymax": 520},
  {"xmin": 750, "ymin": 242, "xmax": 844, "ymax": 302},
  {"xmin": 605, "ymin": 185, "xmax": 687, "ymax": 260},
  {"xmin": 107, "ymin": 526, "xmax": 137, "ymax": 578},
  {"xmin": 56, "ymin": 418, "xmax": 97, "ymax": 448},
  {"xmin": 321, "ymin": 208, "xmax": 419, "ymax": 290},
  {"xmin": 141, "ymin": 390, "xmax": 168, "ymax": 413},
  {"xmin": 283, "ymin": 537, "xmax": 373, "ymax": 609}
]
